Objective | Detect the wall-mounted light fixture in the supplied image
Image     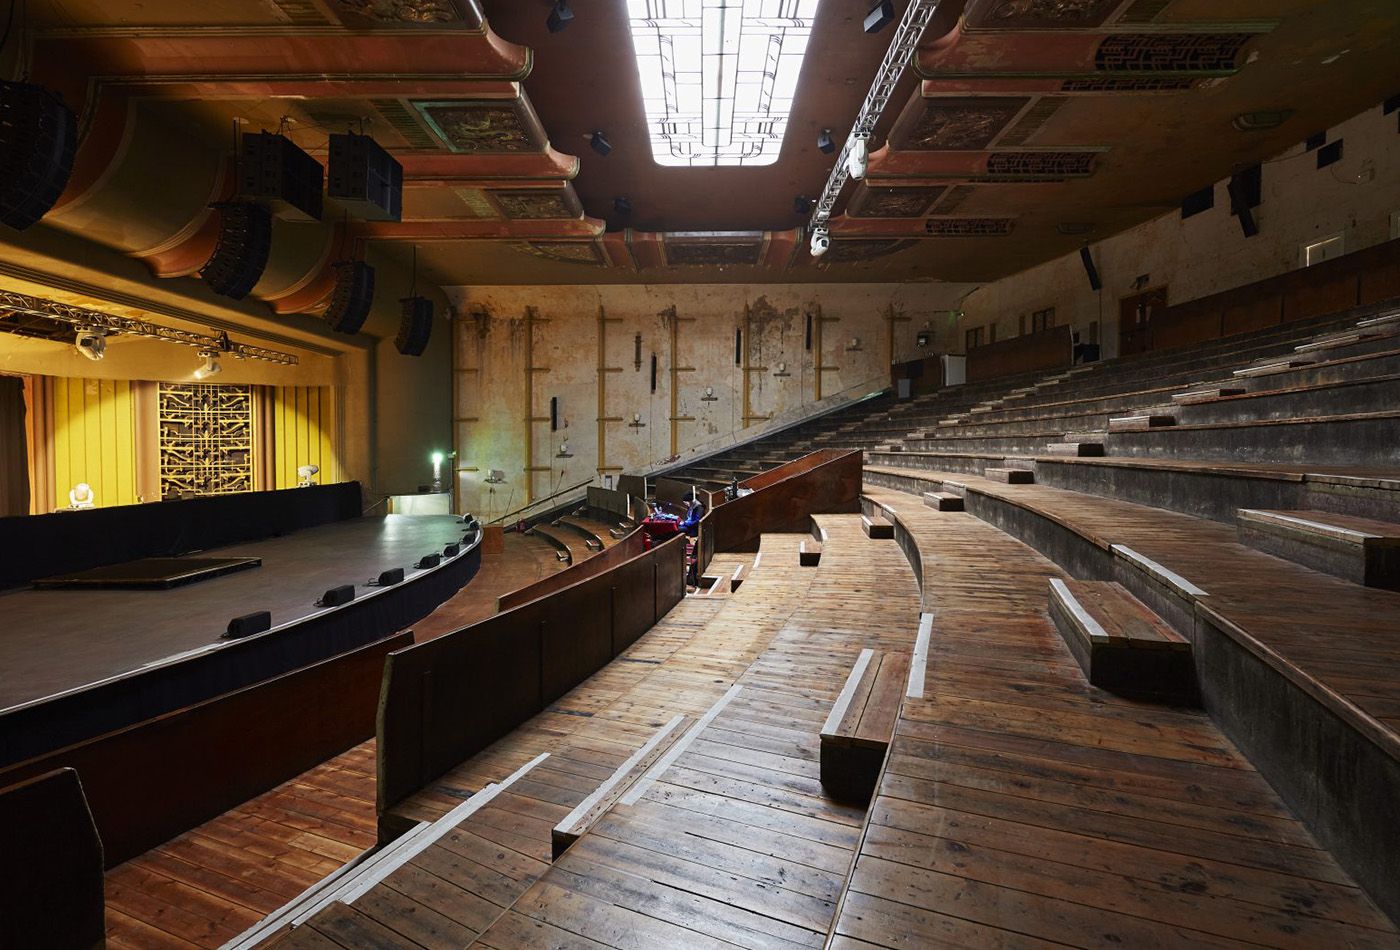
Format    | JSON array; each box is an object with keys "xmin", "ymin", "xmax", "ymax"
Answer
[
  {"xmin": 701, "ymin": 386, "xmax": 718, "ymax": 402},
  {"xmin": 847, "ymin": 336, "xmax": 863, "ymax": 351},
  {"xmin": 628, "ymin": 412, "xmax": 646, "ymax": 428},
  {"xmin": 774, "ymin": 361, "xmax": 790, "ymax": 377}
]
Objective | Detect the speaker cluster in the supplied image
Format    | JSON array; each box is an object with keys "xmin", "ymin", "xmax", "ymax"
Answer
[
  {"xmin": 0, "ymin": 81, "xmax": 77, "ymax": 232},
  {"xmin": 396, "ymin": 296, "xmax": 434, "ymax": 356}
]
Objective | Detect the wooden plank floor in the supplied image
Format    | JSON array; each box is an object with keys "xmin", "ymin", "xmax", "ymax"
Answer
[
  {"xmin": 827, "ymin": 487, "xmax": 1400, "ymax": 948},
  {"xmin": 866, "ymin": 464, "xmax": 1400, "ymax": 754},
  {"xmin": 104, "ymin": 743, "xmax": 378, "ymax": 949}
]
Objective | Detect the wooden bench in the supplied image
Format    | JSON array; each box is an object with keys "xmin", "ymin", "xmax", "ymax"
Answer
[
  {"xmin": 984, "ymin": 466, "xmax": 1034, "ymax": 484},
  {"xmin": 1107, "ymin": 413, "xmax": 1175, "ymax": 432},
  {"xmin": 799, "ymin": 538, "xmax": 822, "ymax": 566},
  {"xmin": 922, "ymin": 491, "xmax": 964, "ymax": 511},
  {"xmin": 1048, "ymin": 579, "xmax": 1195, "ymax": 704},
  {"xmin": 1237, "ymin": 509, "xmax": 1400, "ymax": 590},
  {"xmin": 861, "ymin": 513, "xmax": 894, "ymax": 539},
  {"xmin": 820, "ymin": 649, "xmax": 910, "ymax": 804},
  {"xmin": 552, "ymin": 715, "xmax": 690, "ymax": 858},
  {"xmin": 730, "ymin": 561, "xmax": 748, "ymax": 591}
]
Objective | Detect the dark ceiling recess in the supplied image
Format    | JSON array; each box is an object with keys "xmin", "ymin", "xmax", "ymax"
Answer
[{"xmin": 1305, "ymin": 130, "xmax": 1327, "ymax": 151}]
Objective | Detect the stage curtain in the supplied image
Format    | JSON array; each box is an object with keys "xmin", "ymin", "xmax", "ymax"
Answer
[{"xmin": 0, "ymin": 376, "xmax": 30, "ymax": 517}]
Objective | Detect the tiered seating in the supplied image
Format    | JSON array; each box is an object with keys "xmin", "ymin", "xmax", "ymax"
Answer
[
  {"xmin": 819, "ymin": 648, "xmax": 909, "ymax": 803},
  {"xmin": 1237, "ymin": 508, "xmax": 1400, "ymax": 589}
]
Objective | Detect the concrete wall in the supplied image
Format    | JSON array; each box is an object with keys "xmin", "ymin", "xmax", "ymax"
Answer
[
  {"xmin": 446, "ymin": 283, "xmax": 972, "ymax": 521},
  {"xmin": 960, "ymin": 101, "xmax": 1400, "ymax": 359}
]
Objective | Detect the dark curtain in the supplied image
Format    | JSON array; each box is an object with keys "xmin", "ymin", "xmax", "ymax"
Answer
[{"xmin": 0, "ymin": 377, "xmax": 30, "ymax": 518}]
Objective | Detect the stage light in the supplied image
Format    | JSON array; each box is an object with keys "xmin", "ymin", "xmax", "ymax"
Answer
[
  {"xmin": 297, "ymin": 464, "xmax": 319, "ymax": 487},
  {"xmin": 547, "ymin": 0, "xmax": 573, "ymax": 32},
  {"xmin": 69, "ymin": 482, "xmax": 95, "ymax": 509},
  {"xmin": 614, "ymin": 196, "xmax": 633, "ymax": 216},
  {"xmin": 817, "ymin": 129, "xmax": 836, "ymax": 154},
  {"xmin": 74, "ymin": 328, "xmax": 106, "ymax": 361},
  {"xmin": 810, "ymin": 228, "xmax": 830, "ymax": 258},
  {"xmin": 590, "ymin": 131, "xmax": 612, "ymax": 156},
  {"xmin": 793, "ymin": 195, "xmax": 814, "ymax": 215},
  {"xmin": 193, "ymin": 351, "xmax": 222, "ymax": 379},
  {"xmin": 847, "ymin": 136, "xmax": 869, "ymax": 180},
  {"xmin": 864, "ymin": 0, "xmax": 895, "ymax": 33}
]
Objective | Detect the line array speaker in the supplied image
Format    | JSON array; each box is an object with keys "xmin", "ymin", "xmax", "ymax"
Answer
[
  {"xmin": 1080, "ymin": 246, "xmax": 1102, "ymax": 291},
  {"xmin": 202, "ymin": 202, "xmax": 273, "ymax": 300},
  {"xmin": 240, "ymin": 132, "xmax": 324, "ymax": 221},
  {"xmin": 324, "ymin": 260, "xmax": 375, "ymax": 334},
  {"xmin": 328, "ymin": 132, "xmax": 403, "ymax": 222},
  {"xmin": 396, "ymin": 296, "xmax": 434, "ymax": 356},
  {"xmin": 0, "ymin": 81, "xmax": 77, "ymax": 231}
]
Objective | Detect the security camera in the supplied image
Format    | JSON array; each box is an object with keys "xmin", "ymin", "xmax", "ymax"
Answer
[
  {"xmin": 74, "ymin": 329, "xmax": 107, "ymax": 361},
  {"xmin": 846, "ymin": 136, "xmax": 869, "ymax": 180},
  {"xmin": 810, "ymin": 228, "xmax": 831, "ymax": 258}
]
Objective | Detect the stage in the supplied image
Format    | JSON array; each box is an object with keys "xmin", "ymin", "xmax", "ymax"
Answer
[{"xmin": 0, "ymin": 514, "xmax": 470, "ymax": 716}]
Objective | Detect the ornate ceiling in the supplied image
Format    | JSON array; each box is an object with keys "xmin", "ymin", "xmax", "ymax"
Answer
[{"xmin": 20, "ymin": 0, "xmax": 1400, "ymax": 295}]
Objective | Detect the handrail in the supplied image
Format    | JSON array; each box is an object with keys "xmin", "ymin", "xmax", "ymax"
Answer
[{"xmin": 486, "ymin": 478, "xmax": 593, "ymax": 525}]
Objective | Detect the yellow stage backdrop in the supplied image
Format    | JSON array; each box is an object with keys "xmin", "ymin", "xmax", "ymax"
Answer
[
  {"xmin": 50, "ymin": 376, "xmax": 139, "ymax": 508},
  {"xmin": 265, "ymin": 385, "xmax": 341, "ymax": 490}
]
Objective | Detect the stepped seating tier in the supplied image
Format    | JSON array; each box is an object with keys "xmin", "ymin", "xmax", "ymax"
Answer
[
  {"xmin": 1237, "ymin": 509, "xmax": 1400, "ymax": 590},
  {"xmin": 819, "ymin": 648, "xmax": 909, "ymax": 804}
]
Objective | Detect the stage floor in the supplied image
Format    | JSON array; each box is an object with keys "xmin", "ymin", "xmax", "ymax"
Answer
[{"xmin": 0, "ymin": 514, "xmax": 468, "ymax": 711}]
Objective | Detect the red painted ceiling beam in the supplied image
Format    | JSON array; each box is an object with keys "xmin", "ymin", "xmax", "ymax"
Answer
[{"xmin": 355, "ymin": 218, "xmax": 606, "ymax": 241}]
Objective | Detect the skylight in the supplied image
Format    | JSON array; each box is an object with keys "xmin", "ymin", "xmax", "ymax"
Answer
[{"xmin": 626, "ymin": 0, "xmax": 820, "ymax": 167}]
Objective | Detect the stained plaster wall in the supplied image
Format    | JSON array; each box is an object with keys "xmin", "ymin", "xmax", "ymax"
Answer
[
  {"xmin": 446, "ymin": 283, "xmax": 972, "ymax": 521},
  {"xmin": 960, "ymin": 100, "xmax": 1400, "ymax": 359}
]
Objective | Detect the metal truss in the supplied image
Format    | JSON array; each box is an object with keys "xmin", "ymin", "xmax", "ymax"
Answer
[
  {"xmin": 810, "ymin": 0, "xmax": 943, "ymax": 232},
  {"xmin": 0, "ymin": 290, "xmax": 300, "ymax": 365}
]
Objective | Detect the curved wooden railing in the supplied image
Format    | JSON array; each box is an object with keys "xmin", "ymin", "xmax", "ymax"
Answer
[{"xmin": 703, "ymin": 449, "xmax": 863, "ymax": 558}]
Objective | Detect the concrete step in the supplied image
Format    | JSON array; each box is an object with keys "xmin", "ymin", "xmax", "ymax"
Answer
[
  {"xmin": 1237, "ymin": 509, "xmax": 1400, "ymax": 591},
  {"xmin": 984, "ymin": 466, "xmax": 1034, "ymax": 484},
  {"xmin": 923, "ymin": 491, "xmax": 964, "ymax": 511}
]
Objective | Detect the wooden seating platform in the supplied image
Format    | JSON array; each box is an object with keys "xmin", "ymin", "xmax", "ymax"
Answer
[
  {"xmin": 1108, "ymin": 412, "xmax": 1176, "ymax": 431},
  {"xmin": 1238, "ymin": 508, "xmax": 1400, "ymax": 590},
  {"xmin": 799, "ymin": 538, "xmax": 822, "ymax": 566},
  {"xmin": 922, "ymin": 490, "xmax": 963, "ymax": 511},
  {"xmin": 820, "ymin": 648, "xmax": 909, "ymax": 804},
  {"xmin": 1048, "ymin": 578, "xmax": 1196, "ymax": 704},
  {"xmin": 984, "ymin": 465, "xmax": 1033, "ymax": 484},
  {"xmin": 862, "ymin": 512, "xmax": 894, "ymax": 539}
]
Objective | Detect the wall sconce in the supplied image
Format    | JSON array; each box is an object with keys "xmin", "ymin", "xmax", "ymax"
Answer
[
  {"xmin": 556, "ymin": 441, "xmax": 573, "ymax": 458},
  {"xmin": 847, "ymin": 337, "xmax": 863, "ymax": 351},
  {"xmin": 485, "ymin": 469, "xmax": 505, "ymax": 483},
  {"xmin": 700, "ymin": 386, "xmax": 718, "ymax": 402},
  {"xmin": 628, "ymin": 412, "xmax": 646, "ymax": 428},
  {"xmin": 773, "ymin": 361, "xmax": 791, "ymax": 377}
]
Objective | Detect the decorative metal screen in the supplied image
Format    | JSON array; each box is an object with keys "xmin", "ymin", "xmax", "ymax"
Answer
[
  {"xmin": 158, "ymin": 383, "xmax": 254, "ymax": 498},
  {"xmin": 984, "ymin": 151, "xmax": 1097, "ymax": 178},
  {"xmin": 923, "ymin": 218, "xmax": 1016, "ymax": 237},
  {"xmin": 1094, "ymin": 34, "xmax": 1250, "ymax": 73}
]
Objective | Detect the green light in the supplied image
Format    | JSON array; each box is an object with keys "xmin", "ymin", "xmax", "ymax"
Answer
[{"xmin": 431, "ymin": 451, "xmax": 445, "ymax": 465}]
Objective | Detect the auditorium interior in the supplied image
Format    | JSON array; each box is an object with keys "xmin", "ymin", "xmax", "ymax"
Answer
[{"xmin": 3, "ymin": 0, "xmax": 1400, "ymax": 947}]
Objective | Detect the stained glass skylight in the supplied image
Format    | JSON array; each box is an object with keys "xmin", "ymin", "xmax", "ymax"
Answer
[{"xmin": 626, "ymin": 0, "xmax": 821, "ymax": 167}]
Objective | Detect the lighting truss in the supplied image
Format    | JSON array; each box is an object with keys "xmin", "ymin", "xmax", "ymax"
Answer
[
  {"xmin": 0, "ymin": 290, "xmax": 300, "ymax": 365},
  {"xmin": 809, "ymin": 0, "xmax": 941, "ymax": 231},
  {"xmin": 627, "ymin": 0, "xmax": 820, "ymax": 167}
]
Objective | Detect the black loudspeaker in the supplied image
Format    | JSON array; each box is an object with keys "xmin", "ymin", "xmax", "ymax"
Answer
[
  {"xmin": 328, "ymin": 132, "xmax": 402, "ymax": 222},
  {"xmin": 864, "ymin": 0, "xmax": 895, "ymax": 33},
  {"xmin": 375, "ymin": 567, "xmax": 404, "ymax": 586},
  {"xmin": 650, "ymin": 354, "xmax": 657, "ymax": 393},
  {"xmin": 805, "ymin": 313, "xmax": 813, "ymax": 351},
  {"xmin": 735, "ymin": 327, "xmax": 742, "ymax": 366},
  {"xmin": 324, "ymin": 261, "xmax": 375, "ymax": 334},
  {"xmin": 0, "ymin": 81, "xmax": 77, "ymax": 231},
  {"xmin": 316, "ymin": 584, "xmax": 356, "ymax": 608},
  {"xmin": 550, "ymin": 396, "xmax": 559, "ymax": 431},
  {"xmin": 202, "ymin": 202, "xmax": 273, "ymax": 299},
  {"xmin": 224, "ymin": 610, "xmax": 272, "ymax": 639},
  {"xmin": 396, "ymin": 296, "xmax": 434, "ymax": 356},
  {"xmin": 1079, "ymin": 246, "xmax": 1102, "ymax": 291},
  {"xmin": 1227, "ymin": 177, "xmax": 1260, "ymax": 238},
  {"xmin": 240, "ymin": 132, "xmax": 323, "ymax": 221},
  {"xmin": 1180, "ymin": 185, "xmax": 1214, "ymax": 220},
  {"xmin": 443, "ymin": 543, "xmax": 461, "ymax": 557},
  {"xmin": 416, "ymin": 553, "xmax": 442, "ymax": 569}
]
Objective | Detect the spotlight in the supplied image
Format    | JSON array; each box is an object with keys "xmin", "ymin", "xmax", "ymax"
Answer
[
  {"xmin": 810, "ymin": 228, "xmax": 831, "ymax": 258},
  {"xmin": 846, "ymin": 136, "xmax": 869, "ymax": 180},
  {"xmin": 614, "ymin": 196, "xmax": 633, "ymax": 216},
  {"xmin": 864, "ymin": 0, "xmax": 896, "ymax": 33},
  {"xmin": 193, "ymin": 351, "xmax": 222, "ymax": 379},
  {"xmin": 817, "ymin": 129, "xmax": 836, "ymax": 154},
  {"xmin": 297, "ymin": 464, "xmax": 320, "ymax": 487},
  {"xmin": 547, "ymin": 0, "xmax": 573, "ymax": 32},
  {"xmin": 793, "ymin": 195, "xmax": 814, "ymax": 215},
  {"xmin": 74, "ymin": 328, "xmax": 106, "ymax": 361},
  {"xmin": 590, "ymin": 131, "xmax": 612, "ymax": 156}
]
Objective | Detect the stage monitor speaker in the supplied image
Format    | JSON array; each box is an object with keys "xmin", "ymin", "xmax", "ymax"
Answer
[
  {"xmin": 0, "ymin": 81, "xmax": 77, "ymax": 232},
  {"xmin": 315, "ymin": 584, "xmax": 355, "ymax": 608},
  {"xmin": 240, "ymin": 132, "xmax": 324, "ymax": 221},
  {"xmin": 327, "ymin": 132, "xmax": 402, "ymax": 222},
  {"xmin": 202, "ymin": 202, "xmax": 272, "ymax": 299},
  {"xmin": 416, "ymin": 553, "xmax": 442, "ymax": 569},
  {"xmin": 324, "ymin": 261, "xmax": 375, "ymax": 334},
  {"xmin": 443, "ymin": 543, "xmax": 461, "ymax": 557},
  {"xmin": 224, "ymin": 610, "xmax": 272, "ymax": 639},
  {"xmin": 396, "ymin": 297, "xmax": 434, "ymax": 356},
  {"xmin": 375, "ymin": 567, "xmax": 404, "ymax": 586},
  {"xmin": 1080, "ymin": 246, "xmax": 1102, "ymax": 291}
]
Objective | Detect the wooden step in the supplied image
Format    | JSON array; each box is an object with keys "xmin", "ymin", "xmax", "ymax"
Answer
[
  {"xmin": 1045, "ymin": 441, "xmax": 1104, "ymax": 457},
  {"xmin": 552, "ymin": 715, "xmax": 690, "ymax": 858},
  {"xmin": 984, "ymin": 466, "xmax": 1034, "ymax": 484},
  {"xmin": 1295, "ymin": 329, "xmax": 1384, "ymax": 353},
  {"xmin": 799, "ymin": 538, "xmax": 823, "ymax": 566},
  {"xmin": 862, "ymin": 514, "xmax": 894, "ymax": 539},
  {"xmin": 939, "ymin": 479, "xmax": 968, "ymax": 498},
  {"xmin": 1233, "ymin": 358, "xmax": 1317, "ymax": 378},
  {"xmin": 1107, "ymin": 413, "xmax": 1175, "ymax": 432},
  {"xmin": 820, "ymin": 649, "xmax": 910, "ymax": 804},
  {"xmin": 922, "ymin": 491, "xmax": 964, "ymax": 512},
  {"xmin": 1171, "ymin": 386, "xmax": 1246, "ymax": 405},
  {"xmin": 1237, "ymin": 509, "xmax": 1400, "ymax": 591},
  {"xmin": 1048, "ymin": 579, "xmax": 1195, "ymax": 704},
  {"xmin": 1356, "ymin": 310, "xmax": 1400, "ymax": 329}
]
